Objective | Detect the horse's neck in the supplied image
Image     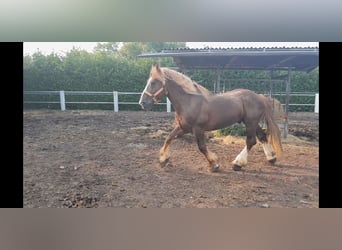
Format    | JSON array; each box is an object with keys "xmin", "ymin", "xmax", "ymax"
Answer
[{"xmin": 165, "ymin": 78, "xmax": 205, "ymax": 113}]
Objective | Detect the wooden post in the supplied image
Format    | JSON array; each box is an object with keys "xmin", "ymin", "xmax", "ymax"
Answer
[{"xmin": 60, "ymin": 90, "xmax": 66, "ymax": 111}]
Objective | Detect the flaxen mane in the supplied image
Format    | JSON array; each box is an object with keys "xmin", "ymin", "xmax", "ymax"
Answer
[{"xmin": 162, "ymin": 68, "xmax": 212, "ymax": 96}]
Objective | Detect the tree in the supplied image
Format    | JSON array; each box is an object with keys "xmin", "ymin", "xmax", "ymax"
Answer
[
  {"xmin": 119, "ymin": 42, "xmax": 147, "ymax": 59},
  {"xmin": 94, "ymin": 42, "xmax": 120, "ymax": 53},
  {"xmin": 24, "ymin": 51, "xmax": 64, "ymax": 91}
]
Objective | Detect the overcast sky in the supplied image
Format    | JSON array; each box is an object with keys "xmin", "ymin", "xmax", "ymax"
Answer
[{"xmin": 24, "ymin": 42, "xmax": 319, "ymax": 55}]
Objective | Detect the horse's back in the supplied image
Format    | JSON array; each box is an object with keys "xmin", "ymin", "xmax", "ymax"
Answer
[
  {"xmin": 221, "ymin": 88, "xmax": 258, "ymax": 97},
  {"xmin": 223, "ymin": 89, "xmax": 268, "ymax": 104},
  {"xmin": 218, "ymin": 89, "xmax": 270, "ymax": 122}
]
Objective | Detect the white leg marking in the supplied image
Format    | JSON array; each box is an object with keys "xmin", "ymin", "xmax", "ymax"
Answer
[
  {"xmin": 232, "ymin": 146, "xmax": 248, "ymax": 166},
  {"xmin": 262, "ymin": 143, "xmax": 276, "ymax": 161},
  {"xmin": 206, "ymin": 150, "xmax": 218, "ymax": 162},
  {"xmin": 159, "ymin": 146, "xmax": 170, "ymax": 163}
]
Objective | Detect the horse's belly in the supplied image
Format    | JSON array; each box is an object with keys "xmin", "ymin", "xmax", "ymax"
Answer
[
  {"xmin": 206, "ymin": 118, "xmax": 239, "ymax": 131},
  {"xmin": 205, "ymin": 99, "xmax": 243, "ymax": 130}
]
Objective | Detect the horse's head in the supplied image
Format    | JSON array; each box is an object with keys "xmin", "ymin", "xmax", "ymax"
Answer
[{"xmin": 139, "ymin": 64, "xmax": 167, "ymax": 111}]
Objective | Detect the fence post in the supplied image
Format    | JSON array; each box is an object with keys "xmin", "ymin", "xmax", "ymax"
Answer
[
  {"xmin": 166, "ymin": 98, "xmax": 171, "ymax": 112},
  {"xmin": 113, "ymin": 91, "xmax": 119, "ymax": 112},
  {"xmin": 314, "ymin": 93, "xmax": 319, "ymax": 113},
  {"xmin": 60, "ymin": 90, "xmax": 66, "ymax": 111}
]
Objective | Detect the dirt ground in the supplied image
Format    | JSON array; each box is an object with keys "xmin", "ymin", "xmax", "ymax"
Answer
[{"xmin": 24, "ymin": 110, "xmax": 318, "ymax": 208}]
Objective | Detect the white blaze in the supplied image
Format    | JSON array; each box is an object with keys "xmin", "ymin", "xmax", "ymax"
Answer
[{"xmin": 139, "ymin": 77, "xmax": 152, "ymax": 105}]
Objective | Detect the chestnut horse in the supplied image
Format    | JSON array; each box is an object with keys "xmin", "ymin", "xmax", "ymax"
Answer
[{"xmin": 139, "ymin": 64, "xmax": 283, "ymax": 172}]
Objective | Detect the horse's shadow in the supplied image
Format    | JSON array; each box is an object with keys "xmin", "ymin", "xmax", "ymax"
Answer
[{"xmin": 158, "ymin": 160, "xmax": 317, "ymax": 180}]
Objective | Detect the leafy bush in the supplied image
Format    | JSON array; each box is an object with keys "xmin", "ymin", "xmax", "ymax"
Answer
[{"xmin": 215, "ymin": 124, "xmax": 246, "ymax": 137}]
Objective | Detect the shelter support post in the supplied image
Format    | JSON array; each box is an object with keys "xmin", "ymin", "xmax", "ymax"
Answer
[
  {"xmin": 214, "ymin": 69, "xmax": 221, "ymax": 94},
  {"xmin": 270, "ymin": 70, "xmax": 274, "ymax": 114},
  {"xmin": 284, "ymin": 68, "xmax": 291, "ymax": 139},
  {"xmin": 270, "ymin": 70, "xmax": 274, "ymax": 98}
]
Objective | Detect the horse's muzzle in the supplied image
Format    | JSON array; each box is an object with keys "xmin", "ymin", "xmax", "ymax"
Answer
[{"xmin": 139, "ymin": 101, "xmax": 153, "ymax": 111}]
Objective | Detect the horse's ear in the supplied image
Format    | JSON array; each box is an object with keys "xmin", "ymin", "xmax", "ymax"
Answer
[
  {"xmin": 151, "ymin": 63, "xmax": 164, "ymax": 81},
  {"xmin": 154, "ymin": 63, "xmax": 161, "ymax": 72}
]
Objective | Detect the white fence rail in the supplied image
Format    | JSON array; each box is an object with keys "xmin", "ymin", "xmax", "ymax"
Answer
[
  {"xmin": 24, "ymin": 91, "xmax": 172, "ymax": 112},
  {"xmin": 24, "ymin": 90, "xmax": 317, "ymax": 113},
  {"xmin": 271, "ymin": 92, "xmax": 319, "ymax": 113}
]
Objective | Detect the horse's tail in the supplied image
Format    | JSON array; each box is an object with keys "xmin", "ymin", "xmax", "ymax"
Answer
[{"xmin": 263, "ymin": 103, "xmax": 283, "ymax": 158}]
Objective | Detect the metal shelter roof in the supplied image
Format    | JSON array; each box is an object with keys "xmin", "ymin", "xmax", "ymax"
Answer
[{"xmin": 137, "ymin": 47, "xmax": 319, "ymax": 72}]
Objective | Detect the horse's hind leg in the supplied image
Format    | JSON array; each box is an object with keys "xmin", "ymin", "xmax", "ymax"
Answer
[
  {"xmin": 256, "ymin": 125, "xmax": 276, "ymax": 164},
  {"xmin": 194, "ymin": 128, "xmax": 219, "ymax": 172},
  {"xmin": 232, "ymin": 124, "xmax": 257, "ymax": 170},
  {"xmin": 159, "ymin": 126, "xmax": 184, "ymax": 166}
]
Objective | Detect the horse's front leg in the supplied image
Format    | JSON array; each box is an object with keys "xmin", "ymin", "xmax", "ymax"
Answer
[
  {"xmin": 159, "ymin": 126, "xmax": 184, "ymax": 166},
  {"xmin": 194, "ymin": 128, "xmax": 219, "ymax": 172}
]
